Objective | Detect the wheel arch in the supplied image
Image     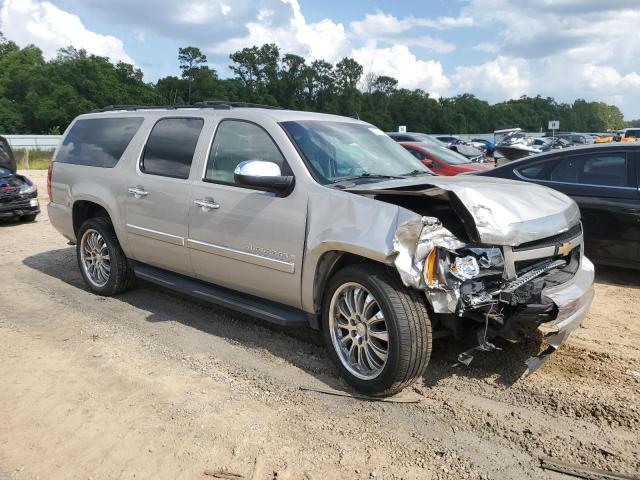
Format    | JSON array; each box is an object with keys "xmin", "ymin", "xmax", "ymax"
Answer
[
  {"xmin": 306, "ymin": 249, "xmax": 400, "ymax": 329},
  {"xmin": 71, "ymin": 197, "xmax": 130, "ymax": 255}
]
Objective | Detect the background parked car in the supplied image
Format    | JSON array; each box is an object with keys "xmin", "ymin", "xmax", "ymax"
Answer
[
  {"xmin": 433, "ymin": 135, "xmax": 486, "ymax": 161},
  {"xmin": 0, "ymin": 166, "xmax": 40, "ymax": 222},
  {"xmin": 0, "ymin": 135, "xmax": 17, "ymax": 174},
  {"xmin": 386, "ymin": 131, "xmax": 444, "ymax": 145},
  {"xmin": 477, "ymin": 144, "xmax": 640, "ymax": 269},
  {"xmin": 471, "ymin": 138, "xmax": 496, "ymax": 156},
  {"xmin": 387, "ymin": 132, "xmax": 484, "ymax": 162},
  {"xmin": 400, "ymin": 142, "xmax": 493, "ymax": 175},
  {"xmin": 621, "ymin": 128, "xmax": 640, "ymax": 140}
]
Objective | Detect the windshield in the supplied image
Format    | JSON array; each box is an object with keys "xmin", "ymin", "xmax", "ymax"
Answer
[
  {"xmin": 281, "ymin": 121, "xmax": 431, "ymax": 184},
  {"xmin": 0, "ymin": 166, "xmax": 12, "ymax": 177},
  {"xmin": 429, "ymin": 145, "xmax": 472, "ymax": 165}
]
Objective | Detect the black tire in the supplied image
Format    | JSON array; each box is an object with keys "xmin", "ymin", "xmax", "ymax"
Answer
[
  {"xmin": 322, "ymin": 263, "xmax": 432, "ymax": 396},
  {"xmin": 20, "ymin": 214, "xmax": 37, "ymax": 222},
  {"xmin": 76, "ymin": 216, "xmax": 135, "ymax": 296}
]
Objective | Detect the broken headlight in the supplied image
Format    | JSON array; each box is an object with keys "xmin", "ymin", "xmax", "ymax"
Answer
[
  {"xmin": 423, "ymin": 246, "xmax": 505, "ymax": 287},
  {"xmin": 423, "ymin": 246, "xmax": 506, "ymax": 311},
  {"xmin": 450, "ymin": 247, "xmax": 505, "ymax": 280}
]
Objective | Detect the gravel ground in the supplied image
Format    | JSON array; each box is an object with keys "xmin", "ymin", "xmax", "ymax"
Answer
[{"xmin": 0, "ymin": 171, "xmax": 638, "ymax": 480}]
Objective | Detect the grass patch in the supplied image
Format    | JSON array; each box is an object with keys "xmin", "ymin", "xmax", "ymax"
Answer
[{"xmin": 14, "ymin": 149, "xmax": 54, "ymax": 170}]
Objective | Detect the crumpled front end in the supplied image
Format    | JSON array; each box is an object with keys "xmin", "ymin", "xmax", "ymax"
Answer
[{"xmin": 392, "ymin": 216, "xmax": 594, "ymax": 372}]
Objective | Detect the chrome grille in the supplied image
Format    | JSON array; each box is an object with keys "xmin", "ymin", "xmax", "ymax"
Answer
[{"xmin": 503, "ymin": 223, "xmax": 584, "ymax": 279}]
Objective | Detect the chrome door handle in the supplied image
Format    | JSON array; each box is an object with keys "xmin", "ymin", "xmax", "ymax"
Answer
[
  {"xmin": 193, "ymin": 198, "xmax": 220, "ymax": 211},
  {"xmin": 128, "ymin": 186, "xmax": 148, "ymax": 198}
]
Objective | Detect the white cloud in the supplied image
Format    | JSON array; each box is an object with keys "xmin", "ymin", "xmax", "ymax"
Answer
[
  {"xmin": 353, "ymin": 41, "xmax": 451, "ymax": 97},
  {"xmin": 0, "ymin": 0, "xmax": 133, "ymax": 63},
  {"xmin": 453, "ymin": 56, "xmax": 529, "ymax": 102},
  {"xmin": 473, "ymin": 42, "xmax": 498, "ymax": 54},
  {"xmin": 403, "ymin": 36, "xmax": 455, "ymax": 54},
  {"xmin": 350, "ymin": 11, "xmax": 472, "ymax": 38},
  {"xmin": 458, "ymin": 0, "xmax": 640, "ymax": 117},
  {"xmin": 209, "ymin": 0, "xmax": 349, "ymax": 62},
  {"xmin": 209, "ymin": 2, "xmax": 454, "ymax": 96}
]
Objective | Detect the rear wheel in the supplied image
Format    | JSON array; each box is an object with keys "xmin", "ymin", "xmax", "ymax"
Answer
[
  {"xmin": 77, "ymin": 217, "xmax": 134, "ymax": 296},
  {"xmin": 323, "ymin": 263, "xmax": 432, "ymax": 396}
]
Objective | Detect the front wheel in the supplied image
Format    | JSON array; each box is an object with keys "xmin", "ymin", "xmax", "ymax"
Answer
[{"xmin": 322, "ymin": 263, "xmax": 432, "ymax": 396}]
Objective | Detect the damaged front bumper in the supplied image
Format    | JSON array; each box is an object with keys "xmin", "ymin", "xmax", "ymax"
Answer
[
  {"xmin": 392, "ymin": 216, "xmax": 595, "ymax": 374},
  {"xmin": 526, "ymin": 256, "xmax": 594, "ymax": 372}
]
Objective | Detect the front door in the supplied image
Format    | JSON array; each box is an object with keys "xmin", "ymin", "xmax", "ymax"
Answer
[
  {"xmin": 187, "ymin": 119, "xmax": 307, "ymax": 308},
  {"xmin": 543, "ymin": 150, "xmax": 640, "ymax": 267},
  {"xmin": 125, "ymin": 117, "xmax": 205, "ymax": 276}
]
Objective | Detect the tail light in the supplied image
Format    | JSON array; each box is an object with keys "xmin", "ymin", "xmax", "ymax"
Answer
[{"xmin": 47, "ymin": 162, "xmax": 54, "ymax": 201}]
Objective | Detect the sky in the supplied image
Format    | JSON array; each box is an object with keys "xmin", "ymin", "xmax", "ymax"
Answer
[{"xmin": 1, "ymin": 0, "xmax": 639, "ymax": 118}]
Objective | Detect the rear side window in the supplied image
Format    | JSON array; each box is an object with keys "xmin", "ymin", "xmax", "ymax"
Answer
[
  {"xmin": 205, "ymin": 120, "xmax": 288, "ymax": 184},
  {"xmin": 57, "ymin": 117, "xmax": 143, "ymax": 168},
  {"xmin": 549, "ymin": 153, "xmax": 630, "ymax": 187},
  {"xmin": 141, "ymin": 118, "xmax": 204, "ymax": 179}
]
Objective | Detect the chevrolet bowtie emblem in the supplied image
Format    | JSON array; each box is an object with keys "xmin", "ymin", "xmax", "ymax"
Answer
[{"xmin": 558, "ymin": 242, "xmax": 574, "ymax": 256}]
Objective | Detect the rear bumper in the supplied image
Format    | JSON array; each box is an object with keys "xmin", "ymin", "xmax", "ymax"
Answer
[
  {"xmin": 0, "ymin": 197, "xmax": 40, "ymax": 218},
  {"xmin": 526, "ymin": 256, "xmax": 595, "ymax": 371},
  {"xmin": 47, "ymin": 201, "xmax": 75, "ymax": 242}
]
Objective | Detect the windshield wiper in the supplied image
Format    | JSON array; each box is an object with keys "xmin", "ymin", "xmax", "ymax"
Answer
[
  {"xmin": 331, "ymin": 173, "xmax": 404, "ymax": 183},
  {"xmin": 399, "ymin": 169, "xmax": 433, "ymax": 177}
]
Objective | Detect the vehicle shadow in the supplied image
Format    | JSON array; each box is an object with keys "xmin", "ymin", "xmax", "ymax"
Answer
[
  {"xmin": 594, "ymin": 264, "xmax": 640, "ymax": 289},
  {"xmin": 23, "ymin": 248, "xmax": 562, "ymax": 395},
  {"xmin": 424, "ymin": 333, "xmax": 544, "ymax": 389}
]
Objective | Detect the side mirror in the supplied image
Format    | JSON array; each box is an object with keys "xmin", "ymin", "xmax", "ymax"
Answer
[
  {"xmin": 234, "ymin": 160, "xmax": 294, "ymax": 194},
  {"xmin": 423, "ymin": 159, "xmax": 434, "ymax": 168}
]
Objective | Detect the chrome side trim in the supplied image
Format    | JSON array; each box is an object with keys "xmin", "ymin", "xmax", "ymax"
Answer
[
  {"xmin": 126, "ymin": 223, "xmax": 185, "ymax": 246},
  {"xmin": 513, "ymin": 169, "xmax": 637, "ymax": 191},
  {"xmin": 186, "ymin": 238, "xmax": 295, "ymax": 274}
]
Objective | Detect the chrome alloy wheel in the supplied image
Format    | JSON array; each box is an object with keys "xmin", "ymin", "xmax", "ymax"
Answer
[
  {"xmin": 329, "ymin": 282, "xmax": 389, "ymax": 380},
  {"xmin": 80, "ymin": 228, "xmax": 111, "ymax": 288}
]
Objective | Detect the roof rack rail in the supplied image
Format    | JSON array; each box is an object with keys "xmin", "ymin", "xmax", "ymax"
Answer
[
  {"xmin": 92, "ymin": 100, "xmax": 283, "ymax": 113},
  {"xmin": 193, "ymin": 101, "xmax": 283, "ymax": 110}
]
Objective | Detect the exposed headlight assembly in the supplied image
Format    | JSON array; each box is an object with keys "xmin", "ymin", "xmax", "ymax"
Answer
[{"xmin": 19, "ymin": 183, "xmax": 37, "ymax": 195}]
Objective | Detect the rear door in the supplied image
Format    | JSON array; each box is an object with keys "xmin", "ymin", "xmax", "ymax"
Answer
[
  {"xmin": 186, "ymin": 119, "xmax": 307, "ymax": 308},
  {"xmin": 517, "ymin": 150, "xmax": 639, "ymax": 266},
  {"xmin": 124, "ymin": 117, "xmax": 205, "ymax": 275}
]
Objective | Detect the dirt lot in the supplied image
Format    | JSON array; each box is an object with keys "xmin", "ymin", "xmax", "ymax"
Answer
[{"xmin": 1, "ymin": 171, "xmax": 639, "ymax": 480}]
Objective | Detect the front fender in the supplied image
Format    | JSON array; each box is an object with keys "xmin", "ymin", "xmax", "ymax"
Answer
[{"xmin": 300, "ymin": 187, "xmax": 419, "ymax": 313}]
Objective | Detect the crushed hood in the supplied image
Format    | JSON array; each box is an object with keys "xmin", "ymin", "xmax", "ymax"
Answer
[{"xmin": 346, "ymin": 175, "xmax": 580, "ymax": 246}]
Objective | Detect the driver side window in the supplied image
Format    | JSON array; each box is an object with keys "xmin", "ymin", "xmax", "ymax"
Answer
[{"xmin": 205, "ymin": 120, "xmax": 289, "ymax": 184}]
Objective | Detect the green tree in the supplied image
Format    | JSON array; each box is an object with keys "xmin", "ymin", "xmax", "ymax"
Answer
[{"xmin": 178, "ymin": 46, "xmax": 207, "ymax": 104}]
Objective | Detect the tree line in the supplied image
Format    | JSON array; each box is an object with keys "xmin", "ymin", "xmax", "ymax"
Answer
[{"xmin": 0, "ymin": 33, "xmax": 633, "ymax": 135}]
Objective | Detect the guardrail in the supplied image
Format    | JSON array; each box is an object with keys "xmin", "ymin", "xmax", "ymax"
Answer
[{"xmin": 1, "ymin": 135, "xmax": 61, "ymax": 169}]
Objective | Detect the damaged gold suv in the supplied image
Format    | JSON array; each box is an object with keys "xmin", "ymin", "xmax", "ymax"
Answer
[{"xmin": 48, "ymin": 105, "xmax": 595, "ymax": 396}]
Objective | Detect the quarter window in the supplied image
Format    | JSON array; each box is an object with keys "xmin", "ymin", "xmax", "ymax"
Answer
[
  {"xmin": 518, "ymin": 161, "xmax": 552, "ymax": 180},
  {"xmin": 549, "ymin": 153, "xmax": 629, "ymax": 187},
  {"xmin": 57, "ymin": 117, "xmax": 143, "ymax": 168},
  {"xmin": 141, "ymin": 118, "xmax": 204, "ymax": 178},
  {"xmin": 205, "ymin": 120, "xmax": 288, "ymax": 184}
]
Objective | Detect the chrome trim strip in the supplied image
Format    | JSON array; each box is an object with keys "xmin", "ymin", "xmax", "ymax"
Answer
[
  {"xmin": 186, "ymin": 238, "xmax": 295, "ymax": 274},
  {"xmin": 511, "ymin": 245, "xmax": 558, "ymax": 262},
  {"xmin": 513, "ymin": 169, "xmax": 637, "ymax": 191},
  {"xmin": 126, "ymin": 223, "xmax": 185, "ymax": 246}
]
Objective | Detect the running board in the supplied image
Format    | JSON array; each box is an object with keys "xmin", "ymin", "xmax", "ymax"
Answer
[{"xmin": 131, "ymin": 261, "xmax": 311, "ymax": 328}]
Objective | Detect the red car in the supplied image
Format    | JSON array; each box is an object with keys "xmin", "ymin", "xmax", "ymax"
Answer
[{"xmin": 401, "ymin": 142, "xmax": 494, "ymax": 176}]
